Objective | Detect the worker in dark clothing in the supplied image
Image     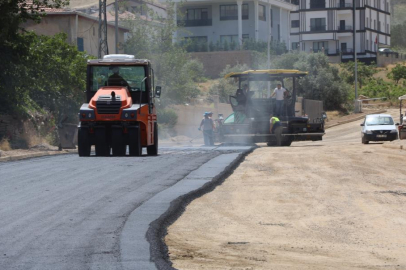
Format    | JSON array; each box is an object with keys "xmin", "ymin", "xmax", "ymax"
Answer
[
  {"xmin": 199, "ymin": 112, "xmax": 215, "ymax": 146},
  {"xmin": 235, "ymin": 89, "xmax": 246, "ymax": 106},
  {"xmin": 108, "ymin": 66, "xmax": 129, "ymax": 87}
]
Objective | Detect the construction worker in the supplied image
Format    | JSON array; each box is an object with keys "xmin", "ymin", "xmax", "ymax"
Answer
[
  {"xmin": 199, "ymin": 112, "xmax": 215, "ymax": 146},
  {"xmin": 270, "ymin": 116, "xmax": 281, "ymax": 134},
  {"xmin": 271, "ymin": 83, "xmax": 289, "ymax": 117},
  {"xmin": 108, "ymin": 66, "xmax": 129, "ymax": 87}
]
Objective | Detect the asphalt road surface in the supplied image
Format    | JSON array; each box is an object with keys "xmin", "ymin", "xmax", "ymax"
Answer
[{"xmin": 0, "ymin": 146, "xmax": 246, "ymax": 270}]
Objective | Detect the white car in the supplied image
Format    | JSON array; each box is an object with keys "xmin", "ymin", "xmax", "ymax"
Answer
[{"xmin": 360, "ymin": 114, "xmax": 398, "ymax": 144}]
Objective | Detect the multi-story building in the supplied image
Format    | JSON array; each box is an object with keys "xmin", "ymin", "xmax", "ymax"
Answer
[
  {"xmin": 290, "ymin": 0, "xmax": 391, "ymax": 61},
  {"xmin": 162, "ymin": 0, "xmax": 299, "ymax": 49}
]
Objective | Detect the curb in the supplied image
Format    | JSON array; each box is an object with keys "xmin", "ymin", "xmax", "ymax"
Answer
[
  {"xmin": 0, "ymin": 150, "xmax": 77, "ymax": 162},
  {"xmin": 325, "ymin": 110, "xmax": 387, "ymax": 129},
  {"xmin": 146, "ymin": 147, "xmax": 256, "ymax": 270}
]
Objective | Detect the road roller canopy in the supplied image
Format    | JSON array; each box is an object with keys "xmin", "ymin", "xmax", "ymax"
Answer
[{"xmin": 224, "ymin": 69, "xmax": 308, "ymax": 81}]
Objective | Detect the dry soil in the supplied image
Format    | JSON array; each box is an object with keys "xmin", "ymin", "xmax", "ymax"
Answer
[{"xmin": 166, "ymin": 109, "xmax": 406, "ymax": 270}]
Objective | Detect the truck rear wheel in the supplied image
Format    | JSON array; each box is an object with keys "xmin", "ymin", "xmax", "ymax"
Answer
[
  {"xmin": 129, "ymin": 124, "xmax": 142, "ymax": 156},
  {"xmin": 112, "ymin": 128, "xmax": 126, "ymax": 156},
  {"xmin": 95, "ymin": 127, "xmax": 110, "ymax": 156},
  {"xmin": 78, "ymin": 128, "xmax": 91, "ymax": 157},
  {"xmin": 147, "ymin": 123, "xmax": 158, "ymax": 156}
]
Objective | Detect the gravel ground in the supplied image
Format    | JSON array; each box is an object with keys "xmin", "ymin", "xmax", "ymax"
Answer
[{"xmin": 166, "ymin": 109, "xmax": 406, "ymax": 270}]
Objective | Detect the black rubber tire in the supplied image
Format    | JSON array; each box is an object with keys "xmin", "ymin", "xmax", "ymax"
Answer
[
  {"xmin": 129, "ymin": 124, "xmax": 142, "ymax": 157},
  {"xmin": 95, "ymin": 128, "xmax": 110, "ymax": 156},
  {"xmin": 362, "ymin": 135, "xmax": 369, "ymax": 144},
  {"xmin": 112, "ymin": 128, "xmax": 126, "ymax": 156},
  {"xmin": 147, "ymin": 123, "xmax": 158, "ymax": 156},
  {"xmin": 281, "ymin": 139, "xmax": 293, "ymax": 147},
  {"xmin": 78, "ymin": 128, "xmax": 91, "ymax": 157},
  {"xmin": 274, "ymin": 126, "xmax": 283, "ymax": 147}
]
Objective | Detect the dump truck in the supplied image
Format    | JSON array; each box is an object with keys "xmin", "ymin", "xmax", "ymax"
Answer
[
  {"xmin": 220, "ymin": 69, "xmax": 325, "ymax": 146},
  {"xmin": 78, "ymin": 54, "xmax": 161, "ymax": 156}
]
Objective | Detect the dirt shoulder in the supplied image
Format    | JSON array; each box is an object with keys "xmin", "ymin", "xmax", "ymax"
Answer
[
  {"xmin": 166, "ymin": 110, "xmax": 406, "ymax": 270},
  {"xmin": 0, "ymin": 144, "xmax": 75, "ymax": 162}
]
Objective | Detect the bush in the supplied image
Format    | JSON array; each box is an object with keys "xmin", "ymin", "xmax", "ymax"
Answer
[{"xmin": 157, "ymin": 108, "xmax": 178, "ymax": 129}]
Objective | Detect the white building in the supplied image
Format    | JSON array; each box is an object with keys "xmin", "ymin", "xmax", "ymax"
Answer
[
  {"xmin": 161, "ymin": 0, "xmax": 299, "ymax": 49},
  {"xmin": 290, "ymin": 0, "xmax": 391, "ymax": 62}
]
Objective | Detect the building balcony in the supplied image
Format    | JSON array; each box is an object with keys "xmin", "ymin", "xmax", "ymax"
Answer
[
  {"xmin": 337, "ymin": 25, "xmax": 353, "ymax": 31},
  {"xmin": 337, "ymin": 2, "xmax": 353, "ymax": 8},
  {"xmin": 177, "ymin": 19, "xmax": 212, "ymax": 27},
  {"xmin": 310, "ymin": 25, "xmax": 326, "ymax": 32}
]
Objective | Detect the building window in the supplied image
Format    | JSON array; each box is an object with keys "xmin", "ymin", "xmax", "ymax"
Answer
[
  {"xmin": 291, "ymin": 42, "xmax": 300, "ymax": 50},
  {"xmin": 310, "ymin": 18, "xmax": 326, "ymax": 31},
  {"xmin": 374, "ymin": 20, "xmax": 376, "ymax": 29},
  {"xmin": 187, "ymin": 8, "xmax": 209, "ymax": 20},
  {"xmin": 313, "ymin": 41, "xmax": 328, "ymax": 53},
  {"xmin": 220, "ymin": 4, "xmax": 248, "ymax": 21},
  {"xmin": 259, "ymin": 5, "xmax": 266, "ymax": 21},
  {"xmin": 291, "ymin": 20, "xmax": 300, "ymax": 28},
  {"xmin": 310, "ymin": 0, "xmax": 325, "ymax": 9},
  {"xmin": 77, "ymin": 37, "xmax": 84, "ymax": 51}
]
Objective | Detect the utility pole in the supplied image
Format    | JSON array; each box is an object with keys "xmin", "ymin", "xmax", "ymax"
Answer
[
  {"xmin": 115, "ymin": 0, "xmax": 118, "ymax": 54},
  {"xmin": 98, "ymin": 0, "xmax": 109, "ymax": 58},
  {"xmin": 353, "ymin": 0, "xmax": 359, "ymax": 112},
  {"xmin": 267, "ymin": 1, "xmax": 272, "ymax": 97}
]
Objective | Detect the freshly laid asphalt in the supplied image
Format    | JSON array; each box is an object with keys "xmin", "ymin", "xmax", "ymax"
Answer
[{"xmin": 0, "ymin": 145, "xmax": 251, "ymax": 270}]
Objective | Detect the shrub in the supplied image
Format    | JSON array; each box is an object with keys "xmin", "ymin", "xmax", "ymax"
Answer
[{"xmin": 157, "ymin": 108, "xmax": 178, "ymax": 129}]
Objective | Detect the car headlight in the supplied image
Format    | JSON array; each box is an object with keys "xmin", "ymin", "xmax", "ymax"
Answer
[
  {"xmin": 390, "ymin": 129, "xmax": 398, "ymax": 133},
  {"xmin": 365, "ymin": 130, "xmax": 372, "ymax": 134}
]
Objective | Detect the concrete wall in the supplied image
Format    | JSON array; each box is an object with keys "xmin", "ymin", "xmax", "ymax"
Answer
[
  {"xmin": 189, "ymin": 51, "xmax": 255, "ymax": 78},
  {"xmin": 377, "ymin": 53, "xmax": 406, "ymax": 67},
  {"xmin": 172, "ymin": 103, "xmax": 234, "ymax": 138}
]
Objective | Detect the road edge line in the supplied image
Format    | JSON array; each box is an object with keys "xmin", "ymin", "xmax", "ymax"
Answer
[{"xmin": 146, "ymin": 147, "xmax": 255, "ymax": 270}]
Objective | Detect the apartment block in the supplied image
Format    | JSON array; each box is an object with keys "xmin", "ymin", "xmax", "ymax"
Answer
[
  {"xmin": 291, "ymin": 0, "xmax": 391, "ymax": 61},
  {"xmin": 162, "ymin": 0, "xmax": 298, "ymax": 48}
]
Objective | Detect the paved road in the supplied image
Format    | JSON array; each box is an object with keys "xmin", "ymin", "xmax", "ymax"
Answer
[{"xmin": 0, "ymin": 146, "xmax": 248, "ymax": 270}]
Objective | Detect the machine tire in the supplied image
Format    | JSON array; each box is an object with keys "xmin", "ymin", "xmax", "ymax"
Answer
[
  {"xmin": 282, "ymin": 138, "xmax": 293, "ymax": 147},
  {"xmin": 129, "ymin": 124, "xmax": 142, "ymax": 157},
  {"xmin": 274, "ymin": 126, "xmax": 283, "ymax": 147},
  {"xmin": 362, "ymin": 135, "xmax": 369, "ymax": 144},
  {"xmin": 95, "ymin": 128, "xmax": 110, "ymax": 156},
  {"xmin": 112, "ymin": 128, "xmax": 126, "ymax": 156},
  {"xmin": 147, "ymin": 123, "xmax": 158, "ymax": 156},
  {"xmin": 78, "ymin": 128, "xmax": 91, "ymax": 157}
]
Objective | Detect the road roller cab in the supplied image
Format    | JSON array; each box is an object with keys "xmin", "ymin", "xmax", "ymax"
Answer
[{"xmin": 78, "ymin": 54, "xmax": 161, "ymax": 156}]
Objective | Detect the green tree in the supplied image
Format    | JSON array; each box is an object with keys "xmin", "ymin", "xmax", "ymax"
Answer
[
  {"xmin": 274, "ymin": 52, "xmax": 351, "ymax": 110},
  {"xmin": 123, "ymin": 1, "xmax": 204, "ymax": 105},
  {"xmin": 388, "ymin": 63, "xmax": 406, "ymax": 84},
  {"xmin": 340, "ymin": 61, "xmax": 377, "ymax": 88}
]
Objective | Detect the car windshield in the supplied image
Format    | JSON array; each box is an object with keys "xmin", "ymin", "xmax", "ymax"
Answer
[
  {"xmin": 365, "ymin": 116, "xmax": 394, "ymax": 126},
  {"xmin": 90, "ymin": 65, "xmax": 146, "ymax": 92}
]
